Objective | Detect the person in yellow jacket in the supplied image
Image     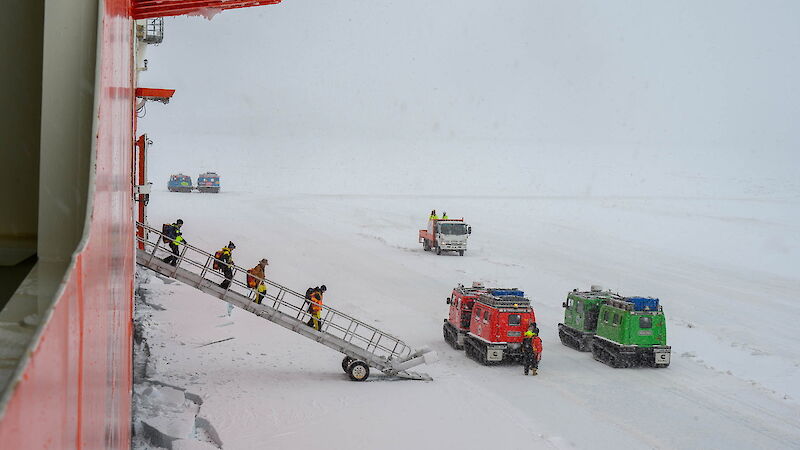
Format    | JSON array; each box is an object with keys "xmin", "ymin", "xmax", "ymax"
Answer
[
  {"xmin": 162, "ymin": 219, "xmax": 185, "ymax": 266},
  {"xmin": 441, "ymin": 211, "xmax": 449, "ymax": 220},
  {"xmin": 247, "ymin": 258, "xmax": 268, "ymax": 304},
  {"xmin": 217, "ymin": 242, "xmax": 235, "ymax": 289}
]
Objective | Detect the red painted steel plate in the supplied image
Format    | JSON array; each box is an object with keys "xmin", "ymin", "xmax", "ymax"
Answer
[{"xmin": 133, "ymin": 0, "xmax": 282, "ymax": 19}]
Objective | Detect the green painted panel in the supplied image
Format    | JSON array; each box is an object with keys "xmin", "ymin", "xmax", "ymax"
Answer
[{"xmin": 596, "ymin": 304, "xmax": 668, "ymax": 347}]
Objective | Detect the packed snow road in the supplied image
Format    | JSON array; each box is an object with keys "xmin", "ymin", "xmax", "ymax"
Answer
[{"xmin": 136, "ymin": 190, "xmax": 800, "ymax": 449}]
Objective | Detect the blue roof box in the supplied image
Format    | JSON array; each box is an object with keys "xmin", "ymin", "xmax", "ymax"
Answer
[
  {"xmin": 626, "ymin": 296, "xmax": 659, "ymax": 311},
  {"xmin": 490, "ymin": 289, "xmax": 524, "ymax": 297}
]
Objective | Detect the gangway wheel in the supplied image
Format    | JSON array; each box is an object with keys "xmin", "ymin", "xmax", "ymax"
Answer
[
  {"xmin": 346, "ymin": 360, "xmax": 370, "ymax": 381},
  {"xmin": 341, "ymin": 356, "xmax": 354, "ymax": 373}
]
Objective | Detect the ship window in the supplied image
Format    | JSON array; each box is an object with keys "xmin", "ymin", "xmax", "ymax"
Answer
[
  {"xmin": 639, "ymin": 316, "xmax": 652, "ymax": 329},
  {"xmin": 612, "ymin": 313, "xmax": 620, "ymax": 326},
  {"xmin": 508, "ymin": 314, "xmax": 521, "ymax": 326}
]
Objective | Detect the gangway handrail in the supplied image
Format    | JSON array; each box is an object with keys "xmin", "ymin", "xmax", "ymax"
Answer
[{"xmin": 135, "ymin": 221, "xmax": 418, "ymax": 363}]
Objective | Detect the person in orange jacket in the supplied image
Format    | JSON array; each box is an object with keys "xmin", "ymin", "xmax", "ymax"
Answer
[
  {"xmin": 522, "ymin": 323, "xmax": 543, "ymax": 376},
  {"xmin": 247, "ymin": 258, "xmax": 268, "ymax": 304},
  {"xmin": 306, "ymin": 285, "xmax": 326, "ymax": 330}
]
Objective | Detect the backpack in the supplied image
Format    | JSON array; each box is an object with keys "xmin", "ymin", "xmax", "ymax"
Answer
[
  {"xmin": 162, "ymin": 224, "xmax": 174, "ymax": 244},
  {"xmin": 213, "ymin": 250, "xmax": 224, "ymax": 270},
  {"xmin": 246, "ymin": 269, "xmax": 257, "ymax": 288}
]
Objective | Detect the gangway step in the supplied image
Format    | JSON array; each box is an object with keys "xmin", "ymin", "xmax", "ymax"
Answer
[{"xmin": 135, "ymin": 222, "xmax": 434, "ymax": 381}]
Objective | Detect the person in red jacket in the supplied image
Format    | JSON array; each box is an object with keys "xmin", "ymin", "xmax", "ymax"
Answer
[{"xmin": 522, "ymin": 324, "xmax": 543, "ymax": 376}]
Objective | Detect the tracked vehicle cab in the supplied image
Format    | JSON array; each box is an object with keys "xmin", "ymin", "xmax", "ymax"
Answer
[
  {"xmin": 559, "ymin": 286, "xmax": 623, "ymax": 351},
  {"xmin": 167, "ymin": 173, "xmax": 193, "ymax": 192}
]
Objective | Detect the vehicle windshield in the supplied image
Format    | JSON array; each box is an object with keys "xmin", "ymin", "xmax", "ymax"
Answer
[{"xmin": 439, "ymin": 223, "xmax": 467, "ymax": 235}]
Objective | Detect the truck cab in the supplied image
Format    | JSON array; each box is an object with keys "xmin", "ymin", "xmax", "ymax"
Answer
[
  {"xmin": 196, "ymin": 172, "xmax": 221, "ymax": 193},
  {"xmin": 419, "ymin": 218, "xmax": 471, "ymax": 255},
  {"xmin": 167, "ymin": 173, "xmax": 193, "ymax": 193}
]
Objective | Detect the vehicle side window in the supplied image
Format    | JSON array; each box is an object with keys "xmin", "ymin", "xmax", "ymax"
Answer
[
  {"xmin": 474, "ymin": 309, "xmax": 480, "ymax": 320},
  {"xmin": 613, "ymin": 313, "xmax": 620, "ymax": 326},
  {"xmin": 508, "ymin": 314, "xmax": 521, "ymax": 326},
  {"xmin": 483, "ymin": 311, "xmax": 489, "ymax": 323},
  {"xmin": 639, "ymin": 316, "xmax": 652, "ymax": 329},
  {"xmin": 577, "ymin": 301, "xmax": 584, "ymax": 314},
  {"xmin": 565, "ymin": 297, "xmax": 571, "ymax": 307}
]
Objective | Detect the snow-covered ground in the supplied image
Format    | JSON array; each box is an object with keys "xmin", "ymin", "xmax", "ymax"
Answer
[{"xmin": 133, "ymin": 187, "xmax": 800, "ymax": 449}]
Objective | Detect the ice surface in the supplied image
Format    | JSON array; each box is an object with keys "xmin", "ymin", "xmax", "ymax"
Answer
[{"xmin": 133, "ymin": 191, "xmax": 800, "ymax": 449}]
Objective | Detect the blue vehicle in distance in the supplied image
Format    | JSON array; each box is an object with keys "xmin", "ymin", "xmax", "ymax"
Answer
[
  {"xmin": 196, "ymin": 172, "xmax": 221, "ymax": 193},
  {"xmin": 167, "ymin": 173, "xmax": 193, "ymax": 193}
]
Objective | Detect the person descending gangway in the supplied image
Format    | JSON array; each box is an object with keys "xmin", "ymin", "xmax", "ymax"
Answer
[
  {"xmin": 214, "ymin": 242, "xmax": 236, "ymax": 289},
  {"xmin": 161, "ymin": 219, "xmax": 185, "ymax": 266},
  {"xmin": 247, "ymin": 258, "xmax": 269, "ymax": 304}
]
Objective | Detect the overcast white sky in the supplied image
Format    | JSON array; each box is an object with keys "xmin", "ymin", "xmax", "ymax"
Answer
[{"xmin": 140, "ymin": 0, "xmax": 800, "ymax": 197}]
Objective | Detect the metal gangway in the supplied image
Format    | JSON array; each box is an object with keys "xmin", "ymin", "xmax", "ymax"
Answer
[{"xmin": 135, "ymin": 222, "xmax": 434, "ymax": 381}]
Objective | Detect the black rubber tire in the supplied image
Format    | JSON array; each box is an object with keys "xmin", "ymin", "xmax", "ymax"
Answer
[
  {"xmin": 347, "ymin": 360, "xmax": 370, "ymax": 381},
  {"xmin": 459, "ymin": 250, "xmax": 464, "ymax": 256},
  {"xmin": 341, "ymin": 356, "xmax": 354, "ymax": 373}
]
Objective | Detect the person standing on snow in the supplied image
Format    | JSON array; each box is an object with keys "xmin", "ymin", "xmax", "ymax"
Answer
[
  {"xmin": 247, "ymin": 258, "xmax": 269, "ymax": 304},
  {"xmin": 522, "ymin": 324, "xmax": 543, "ymax": 376},
  {"xmin": 306, "ymin": 285, "xmax": 326, "ymax": 331},
  {"xmin": 162, "ymin": 219, "xmax": 185, "ymax": 266},
  {"xmin": 216, "ymin": 241, "xmax": 236, "ymax": 289}
]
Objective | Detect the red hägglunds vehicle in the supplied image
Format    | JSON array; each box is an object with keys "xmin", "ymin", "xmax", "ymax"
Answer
[{"xmin": 443, "ymin": 282, "xmax": 537, "ymax": 365}]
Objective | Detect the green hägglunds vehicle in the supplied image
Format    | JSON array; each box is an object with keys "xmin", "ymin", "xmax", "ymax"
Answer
[{"xmin": 558, "ymin": 286, "xmax": 670, "ymax": 368}]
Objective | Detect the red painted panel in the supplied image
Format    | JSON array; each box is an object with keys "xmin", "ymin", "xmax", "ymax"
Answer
[
  {"xmin": 0, "ymin": 0, "xmax": 135, "ymax": 448},
  {"xmin": 133, "ymin": 0, "xmax": 282, "ymax": 19},
  {"xmin": 136, "ymin": 87, "xmax": 176, "ymax": 100}
]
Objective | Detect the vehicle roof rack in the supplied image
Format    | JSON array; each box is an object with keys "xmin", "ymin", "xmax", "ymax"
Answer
[
  {"xmin": 571, "ymin": 289, "xmax": 624, "ymax": 302},
  {"xmin": 476, "ymin": 293, "xmax": 531, "ymax": 308},
  {"xmin": 455, "ymin": 284, "xmax": 519, "ymax": 296}
]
